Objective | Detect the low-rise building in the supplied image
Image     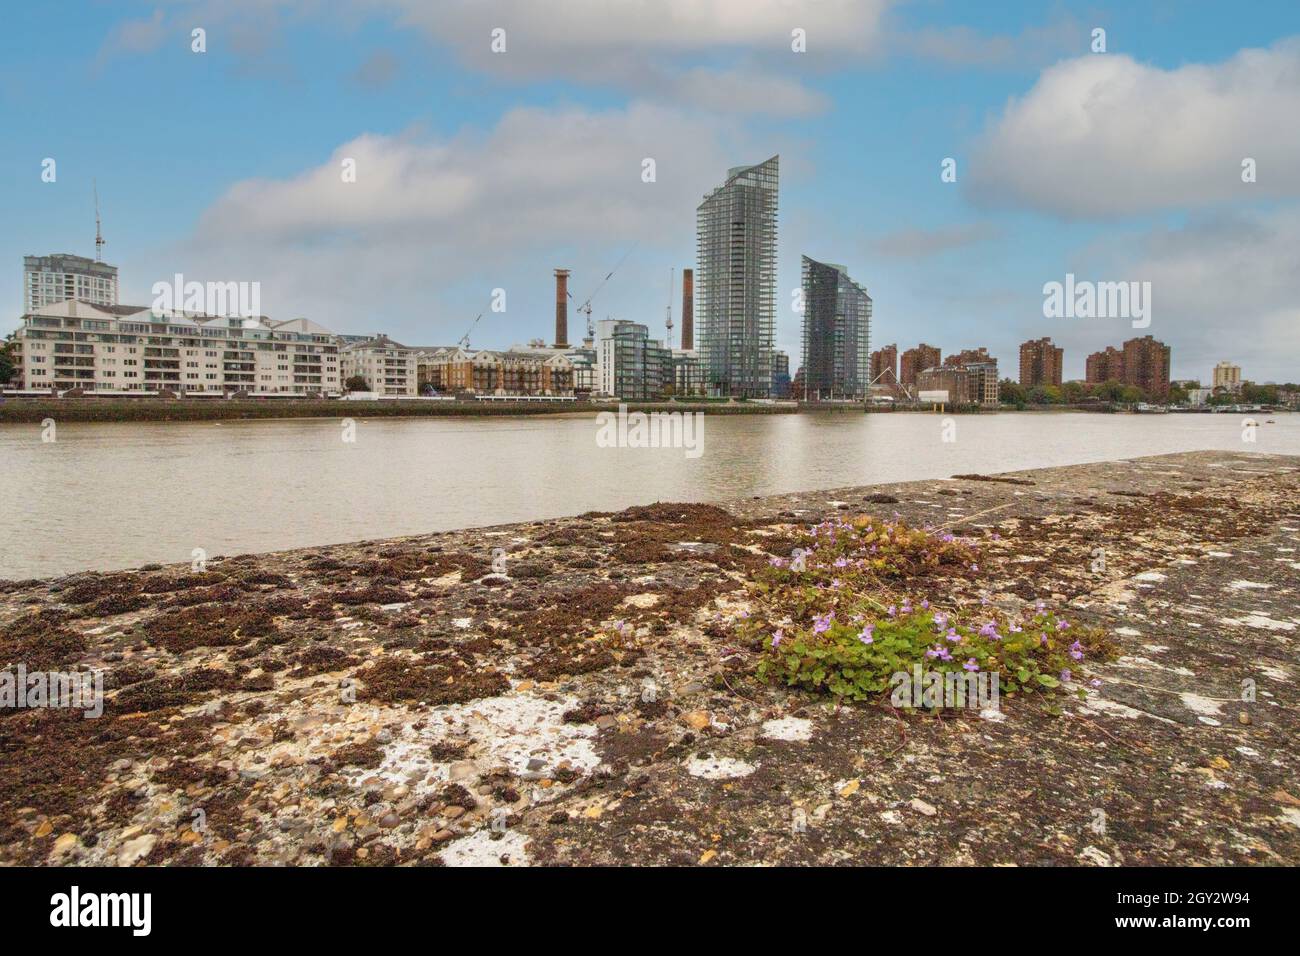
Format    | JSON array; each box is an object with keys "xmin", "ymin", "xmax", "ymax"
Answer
[
  {"xmin": 341, "ymin": 335, "xmax": 417, "ymax": 395},
  {"xmin": 12, "ymin": 299, "xmax": 341, "ymax": 395},
  {"xmin": 416, "ymin": 345, "xmax": 574, "ymax": 396},
  {"xmin": 943, "ymin": 348, "xmax": 999, "ymax": 406},
  {"xmin": 915, "ymin": 354, "xmax": 999, "ymax": 407}
]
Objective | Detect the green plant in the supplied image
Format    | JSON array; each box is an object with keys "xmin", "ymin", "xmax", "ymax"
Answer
[{"xmin": 736, "ymin": 515, "xmax": 1115, "ymax": 706}]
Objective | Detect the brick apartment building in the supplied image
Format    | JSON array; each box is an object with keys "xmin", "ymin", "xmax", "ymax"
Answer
[
  {"xmin": 870, "ymin": 343, "xmax": 897, "ymax": 383},
  {"xmin": 1123, "ymin": 335, "xmax": 1171, "ymax": 398},
  {"xmin": 1085, "ymin": 346, "xmax": 1126, "ymax": 384},
  {"xmin": 1019, "ymin": 336, "xmax": 1063, "ymax": 387},
  {"xmin": 900, "ymin": 343, "xmax": 940, "ymax": 386},
  {"xmin": 1085, "ymin": 337, "xmax": 1171, "ymax": 397}
]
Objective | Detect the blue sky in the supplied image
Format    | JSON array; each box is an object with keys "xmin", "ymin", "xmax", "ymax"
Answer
[{"xmin": 2, "ymin": 1, "xmax": 1298, "ymax": 382}]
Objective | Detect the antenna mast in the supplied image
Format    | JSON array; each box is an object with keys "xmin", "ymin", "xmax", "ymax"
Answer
[{"xmin": 93, "ymin": 180, "xmax": 105, "ymax": 262}]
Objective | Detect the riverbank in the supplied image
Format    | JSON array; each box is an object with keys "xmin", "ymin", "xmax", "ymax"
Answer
[
  {"xmin": 2, "ymin": 450, "xmax": 1298, "ymax": 866},
  {"xmin": 0, "ymin": 398, "xmax": 796, "ymax": 424}
]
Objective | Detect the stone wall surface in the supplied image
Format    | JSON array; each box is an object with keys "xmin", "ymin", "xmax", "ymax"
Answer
[{"xmin": 1, "ymin": 450, "xmax": 1297, "ymax": 866}]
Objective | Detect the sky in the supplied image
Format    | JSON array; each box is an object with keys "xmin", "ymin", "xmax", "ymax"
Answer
[{"xmin": 1, "ymin": 0, "xmax": 1298, "ymax": 383}]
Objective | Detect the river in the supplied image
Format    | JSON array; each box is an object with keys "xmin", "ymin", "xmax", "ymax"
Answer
[{"xmin": 2, "ymin": 410, "xmax": 1296, "ymax": 578}]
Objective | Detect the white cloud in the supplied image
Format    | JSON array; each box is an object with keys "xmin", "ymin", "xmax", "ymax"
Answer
[
  {"xmin": 157, "ymin": 103, "xmax": 761, "ymax": 343},
  {"xmin": 967, "ymin": 40, "xmax": 1300, "ymax": 217},
  {"xmin": 367, "ymin": 0, "xmax": 888, "ymax": 115},
  {"xmin": 1054, "ymin": 206, "xmax": 1300, "ymax": 382}
]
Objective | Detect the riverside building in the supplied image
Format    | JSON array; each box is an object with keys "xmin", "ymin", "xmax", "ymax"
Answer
[{"xmin": 10, "ymin": 299, "xmax": 340, "ymax": 395}]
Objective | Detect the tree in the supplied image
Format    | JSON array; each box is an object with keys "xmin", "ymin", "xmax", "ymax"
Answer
[
  {"xmin": 999, "ymin": 379, "xmax": 1026, "ymax": 405},
  {"xmin": 344, "ymin": 375, "xmax": 369, "ymax": 392},
  {"xmin": 1092, "ymin": 379, "xmax": 1126, "ymax": 402},
  {"xmin": 1061, "ymin": 380, "xmax": 1085, "ymax": 404},
  {"xmin": 1242, "ymin": 382, "xmax": 1278, "ymax": 405},
  {"xmin": 0, "ymin": 340, "xmax": 15, "ymax": 385}
]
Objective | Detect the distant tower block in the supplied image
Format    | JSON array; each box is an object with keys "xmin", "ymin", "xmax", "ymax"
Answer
[
  {"xmin": 554, "ymin": 268, "xmax": 571, "ymax": 348},
  {"xmin": 681, "ymin": 268, "xmax": 694, "ymax": 351}
]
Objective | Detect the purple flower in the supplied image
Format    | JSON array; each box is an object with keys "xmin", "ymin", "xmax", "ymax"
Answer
[
  {"xmin": 857, "ymin": 625, "xmax": 874, "ymax": 645},
  {"xmin": 812, "ymin": 612, "xmax": 835, "ymax": 634},
  {"xmin": 834, "ymin": 557, "xmax": 850, "ymax": 569},
  {"xmin": 970, "ymin": 564, "xmax": 980, "ymax": 573},
  {"xmin": 1056, "ymin": 619, "xmax": 1070, "ymax": 631},
  {"xmin": 920, "ymin": 599, "xmax": 930, "ymax": 610},
  {"xmin": 1090, "ymin": 679, "xmax": 1102, "ymax": 688},
  {"xmin": 946, "ymin": 628, "xmax": 961, "ymax": 643},
  {"xmin": 978, "ymin": 622, "xmax": 1000, "ymax": 641},
  {"xmin": 771, "ymin": 629, "xmax": 784, "ymax": 648},
  {"xmin": 1009, "ymin": 623, "xmax": 1022, "ymax": 634},
  {"xmin": 963, "ymin": 658, "xmax": 979, "ymax": 672},
  {"xmin": 901, "ymin": 600, "xmax": 913, "ymax": 614},
  {"xmin": 931, "ymin": 645, "xmax": 953, "ymax": 661},
  {"xmin": 1060, "ymin": 668, "xmax": 1072, "ymax": 683},
  {"xmin": 1040, "ymin": 632, "xmax": 1048, "ymax": 647},
  {"xmin": 1069, "ymin": 640, "xmax": 1084, "ymax": 661},
  {"xmin": 887, "ymin": 604, "xmax": 897, "ymax": 617},
  {"xmin": 933, "ymin": 612, "xmax": 948, "ymax": 630}
]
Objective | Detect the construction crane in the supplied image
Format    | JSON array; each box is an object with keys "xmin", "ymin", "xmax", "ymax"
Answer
[
  {"xmin": 665, "ymin": 268, "xmax": 674, "ymax": 348},
  {"xmin": 571, "ymin": 243, "xmax": 637, "ymax": 341},
  {"xmin": 457, "ymin": 313, "xmax": 483, "ymax": 349},
  {"xmin": 93, "ymin": 180, "xmax": 105, "ymax": 262}
]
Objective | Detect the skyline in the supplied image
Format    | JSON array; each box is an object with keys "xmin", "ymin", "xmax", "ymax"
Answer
[{"xmin": 3, "ymin": 2, "xmax": 1299, "ymax": 383}]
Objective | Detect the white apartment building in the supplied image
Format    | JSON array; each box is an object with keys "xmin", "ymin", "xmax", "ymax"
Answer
[
  {"xmin": 11, "ymin": 299, "xmax": 341, "ymax": 395},
  {"xmin": 340, "ymin": 335, "xmax": 418, "ymax": 395},
  {"xmin": 24, "ymin": 254, "xmax": 118, "ymax": 313}
]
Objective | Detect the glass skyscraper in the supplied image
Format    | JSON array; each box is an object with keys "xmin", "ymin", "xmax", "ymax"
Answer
[
  {"xmin": 695, "ymin": 156, "xmax": 778, "ymax": 398},
  {"xmin": 800, "ymin": 256, "xmax": 872, "ymax": 401}
]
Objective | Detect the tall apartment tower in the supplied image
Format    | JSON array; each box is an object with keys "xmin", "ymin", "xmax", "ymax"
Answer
[
  {"xmin": 1019, "ymin": 337, "xmax": 1064, "ymax": 387},
  {"xmin": 1085, "ymin": 346, "xmax": 1125, "ymax": 384},
  {"xmin": 696, "ymin": 156, "xmax": 778, "ymax": 398},
  {"xmin": 1212, "ymin": 361, "xmax": 1242, "ymax": 393},
  {"xmin": 1123, "ymin": 335, "xmax": 1171, "ymax": 397},
  {"xmin": 24, "ymin": 254, "xmax": 118, "ymax": 313},
  {"xmin": 800, "ymin": 256, "xmax": 871, "ymax": 401},
  {"xmin": 900, "ymin": 343, "xmax": 941, "ymax": 386},
  {"xmin": 870, "ymin": 343, "xmax": 898, "ymax": 384}
]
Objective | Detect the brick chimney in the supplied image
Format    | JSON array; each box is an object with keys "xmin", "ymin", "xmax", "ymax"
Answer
[
  {"xmin": 680, "ymin": 268, "xmax": 693, "ymax": 351},
  {"xmin": 554, "ymin": 269, "xmax": 570, "ymax": 348}
]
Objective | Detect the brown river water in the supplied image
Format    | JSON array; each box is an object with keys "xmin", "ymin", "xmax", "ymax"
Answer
[{"xmin": 2, "ymin": 410, "xmax": 1296, "ymax": 578}]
